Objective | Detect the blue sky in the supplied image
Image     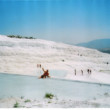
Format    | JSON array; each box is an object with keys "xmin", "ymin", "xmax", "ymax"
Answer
[{"xmin": 0, "ymin": 0, "xmax": 110, "ymax": 44}]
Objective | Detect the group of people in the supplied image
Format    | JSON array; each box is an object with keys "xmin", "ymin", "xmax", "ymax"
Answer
[
  {"xmin": 74, "ymin": 69, "xmax": 92, "ymax": 76},
  {"xmin": 37, "ymin": 64, "xmax": 50, "ymax": 79},
  {"xmin": 37, "ymin": 64, "xmax": 92, "ymax": 78}
]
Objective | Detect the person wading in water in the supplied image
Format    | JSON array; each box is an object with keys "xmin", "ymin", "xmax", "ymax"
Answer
[{"xmin": 39, "ymin": 68, "xmax": 50, "ymax": 79}]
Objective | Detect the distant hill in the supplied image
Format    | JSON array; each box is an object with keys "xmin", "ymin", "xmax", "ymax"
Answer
[
  {"xmin": 76, "ymin": 39, "xmax": 110, "ymax": 54},
  {"xmin": 99, "ymin": 48, "xmax": 110, "ymax": 54},
  {"xmin": 77, "ymin": 39, "xmax": 110, "ymax": 49}
]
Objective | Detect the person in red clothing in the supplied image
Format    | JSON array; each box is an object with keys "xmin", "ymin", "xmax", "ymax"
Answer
[{"xmin": 39, "ymin": 68, "xmax": 50, "ymax": 79}]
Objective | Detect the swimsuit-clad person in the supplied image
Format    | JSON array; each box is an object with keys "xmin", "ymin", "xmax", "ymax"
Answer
[{"xmin": 39, "ymin": 68, "xmax": 50, "ymax": 79}]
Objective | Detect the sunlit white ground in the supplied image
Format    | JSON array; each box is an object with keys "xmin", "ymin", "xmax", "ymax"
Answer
[{"xmin": 0, "ymin": 35, "xmax": 110, "ymax": 84}]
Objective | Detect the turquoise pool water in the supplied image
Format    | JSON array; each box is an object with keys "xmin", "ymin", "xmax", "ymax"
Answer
[
  {"xmin": 0, "ymin": 73, "xmax": 110, "ymax": 100},
  {"xmin": 37, "ymin": 69, "xmax": 67, "ymax": 78}
]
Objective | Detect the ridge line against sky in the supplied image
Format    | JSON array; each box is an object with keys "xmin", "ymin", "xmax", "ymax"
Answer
[{"xmin": 0, "ymin": 0, "xmax": 110, "ymax": 44}]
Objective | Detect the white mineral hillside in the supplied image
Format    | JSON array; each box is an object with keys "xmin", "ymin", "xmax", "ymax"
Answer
[{"xmin": 0, "ymin": 35, "xmax": 110, "ymax": 84}]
